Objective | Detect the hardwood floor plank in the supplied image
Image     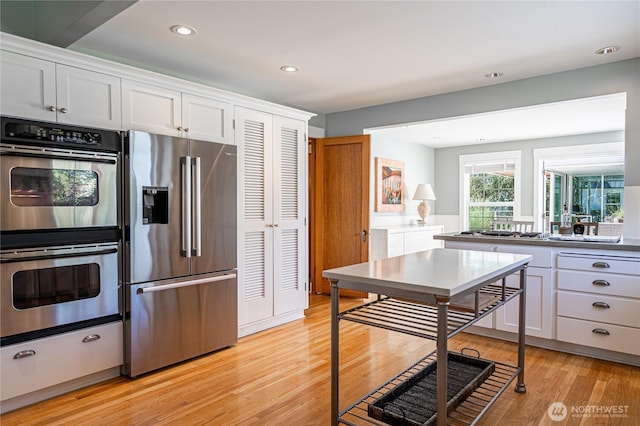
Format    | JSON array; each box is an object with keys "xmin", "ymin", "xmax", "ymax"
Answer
[{"xmin": 1, "ymin": 294, "xmax": 638, "ymax": 425}]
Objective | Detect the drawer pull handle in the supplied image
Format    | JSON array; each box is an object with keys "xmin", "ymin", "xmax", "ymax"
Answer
[
  {"xmin": 13, "ymin": 350, "xmax": 36, "ymax": 359},
  {"xmin": 592, "ymin": 279, "xmax": 610, "ymax": 287},
  {"xmin": 592, "ymin": 302, "xmax": 610, "ymax": 309},
  {"xmin": 592, "ymin": 328, "xmax": 610, "ymax": 336},
  {"xmin": 82, "ymin": 334, "xmax": 101, "ymax": 343},
  {"xmin": 592, "ymin": 262, "xmax": 610, "ymax": 269}
]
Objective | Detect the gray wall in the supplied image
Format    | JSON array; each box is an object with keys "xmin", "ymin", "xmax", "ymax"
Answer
[
  {"xmin": 325, "ymin": 58, "xmax": 640, "ymax": 190},
  {"xmin": 369, "ymin": 135, "xmax": 435, "ymax": 224},
  {"xmin": 435, "ymin": 131, "xmax": 624, "ymax": 215}
]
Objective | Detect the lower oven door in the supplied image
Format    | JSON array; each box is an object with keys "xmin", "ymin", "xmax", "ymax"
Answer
[
  {"xmin": 124, "ymin": 271, "xmax": 237, "ymax": 377},
  {"xmin": 0, "ymin": 243, "xmax": 120, "ymax": 339},
  {"xmin": 0, "ymin": 144, "xmax": 119, "ymax": 232}
]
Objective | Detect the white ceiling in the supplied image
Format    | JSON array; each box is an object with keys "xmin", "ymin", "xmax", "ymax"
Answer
[{"xmin": 68, "ymin": 0, "xmax": 640, "ymax": 116}]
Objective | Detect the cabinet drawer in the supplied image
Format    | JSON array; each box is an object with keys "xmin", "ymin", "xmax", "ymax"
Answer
[
  {"xmin": 1, "ymin": 322, "xmax": 122, "ymax": 401},
  {"xmin": 557, "ymin": 317, "xmax": 640, "ymax": 356},
  {"xmin": 557, "ymin": 291, "xmax": 640, "ymax": 327},
  {"xmin": 557, "ymin": 254, "xmax": 640, "ymax": 275},
  {"xmin": 557, "ymin": 270, "xmax": 640, "ymax": 298}
]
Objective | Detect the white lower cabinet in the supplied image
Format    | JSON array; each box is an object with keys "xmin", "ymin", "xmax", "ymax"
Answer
[
  {"xmin": 1, "ymin": 322, "xmax": 122, "ymax": 402},
  {"xmin": 236, "ymin": 107, "xmax": 307, "ymax": 337},
  {"xmin": 495, "ymin": 267, "xmax": 553, "ymax": 338},
  {"xmin": 556, "ymin": 252, "xmax": 640, "ymax": 355},
  {"xmin": 443, "ymin": 241, "xmax": 554, "ymax": 338},
  {"xmin": 370, "ymin": 225, "xmax": 443, "ymax": 260},
  {"xmin": 557, "ymin": 317, "xmax": 640, "ymax": 356}
]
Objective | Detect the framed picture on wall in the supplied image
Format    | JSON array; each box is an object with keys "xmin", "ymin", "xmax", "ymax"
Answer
[{"xmin": 375, "ymin": 157, "xmax": 405, "ymax": 212}]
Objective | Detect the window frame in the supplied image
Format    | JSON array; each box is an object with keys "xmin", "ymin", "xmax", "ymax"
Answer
[{"xmin": 459, "ymin": 150, "xmax": 522, "ymax": 230}]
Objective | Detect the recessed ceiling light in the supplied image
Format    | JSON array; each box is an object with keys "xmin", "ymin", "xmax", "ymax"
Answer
[
  {"xmin": 170, "ymin": 25, "xmax": 196, "ymax": 36},
  {"xmin": 280, "ymin": 65, "xmax": 300, "ymax": 73},
  {"xmin": 595, "ymin": 46, "xmax": 621, "ymax": 55},
  {"xmin": 484, "ymin": 72, "xmax": 503, "ymax": 79}
]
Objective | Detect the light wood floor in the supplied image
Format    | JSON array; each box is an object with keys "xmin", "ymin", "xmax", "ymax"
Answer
[{"xmin": 2, "ymin": 294, "xmax": 638, "ymax": 425}]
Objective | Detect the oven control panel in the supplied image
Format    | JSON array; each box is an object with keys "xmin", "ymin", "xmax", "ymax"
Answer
[
  {"xmin": 1, "ymin": 117, "xmax": 120, "ymax": 153},
  {"xmin": 4, "ymin": 122, "xmax": 102, "ymax": 145}
]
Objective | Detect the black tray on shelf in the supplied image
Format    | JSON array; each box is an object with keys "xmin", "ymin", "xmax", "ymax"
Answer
[{"xmin": 368, "ymin": 351, "xmax": 495, "ymax": 426}]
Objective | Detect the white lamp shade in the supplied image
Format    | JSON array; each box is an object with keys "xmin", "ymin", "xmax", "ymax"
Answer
[{"xmin": 412, "ymin": 184, "xmax": 436, "ymax": 201}]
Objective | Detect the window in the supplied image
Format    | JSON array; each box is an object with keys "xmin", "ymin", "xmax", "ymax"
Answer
[
  {"xmin": 459, "ymin": 151, "xmax": 521, "ymax": 230},
  {"xmin": 572, "ymin": 174, "xmax": 624, "ymax": 222}
]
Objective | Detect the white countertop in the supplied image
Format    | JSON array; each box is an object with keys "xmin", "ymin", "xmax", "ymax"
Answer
[{"xmin": 323, "ymin": 248, "xmax": 531, "ymax": 298}]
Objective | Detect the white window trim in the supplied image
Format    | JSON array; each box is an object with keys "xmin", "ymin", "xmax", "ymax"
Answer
[
  {"xmin": 533, "ymin": 142, "xmax": 624, "ymax": 231},
  {"xmin": 459, "ymin": 150, "xmax": 522, "ymax": 230}
]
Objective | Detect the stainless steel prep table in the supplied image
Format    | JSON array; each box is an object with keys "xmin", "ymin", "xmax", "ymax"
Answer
[{"xmin": 323, "ymin": 248, "xmax": 532, "ymax": 426}]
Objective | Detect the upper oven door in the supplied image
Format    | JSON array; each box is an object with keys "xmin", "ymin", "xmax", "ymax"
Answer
[{"xmin": 0, "ymin": 145, "xmax": 118, "ymax": 232}]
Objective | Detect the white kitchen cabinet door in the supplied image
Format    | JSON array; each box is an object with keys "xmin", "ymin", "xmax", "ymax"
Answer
[
  {"xmin": 56, "ymin": 64, "xmax": 121, "ymax": 130},
  {"xmin": 1, "ymin": 322, "xmax": 122, "ymax": 402},
  {"xmin": 237, "ymin": 108, "xmax": 274, "ymax": 326},
  {"xmin": 122, "ymin": 80, "xmax": 181, "ymax": 135},
  {"xmin": 181, "ymin": 93, "xmax": 233, "ymax": 144},
  {"xmin": 236, "ymin": 107, "xmax": 307, "ymax": 333},
  {"xmin": 272, "ymin": 115, "xmax": 307, "ymax": 316},
  {"xmin": 1, "ymin": 50, "xmax": 56, "ymax": 121},
  {"xmin": 0, "ymin": 52, "xmax": 121, "ymax": 130},
  {"xmin": 495, "ymin": 267, "xmax": 553, "ymax": 338}
]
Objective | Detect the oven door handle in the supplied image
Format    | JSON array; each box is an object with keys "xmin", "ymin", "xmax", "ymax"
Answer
[
  {"xmin": 1, "ymin": 145, "xmax": 118, "ymax": 164},
  {"xmin": 0, "ymin": 246, "xmax": 118, "ymax": 263},
  {"xmin": 136, "ymin": 273, "xmax": 237, "ymax": 294}
]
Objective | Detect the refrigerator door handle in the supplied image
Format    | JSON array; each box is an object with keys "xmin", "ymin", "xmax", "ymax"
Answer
[
  {"xmin": 192, "ymin": 156, "xmax": 202, "ymax": 257},
  {"xmin": 136, "ymin": 273, "xmax": 238, "ymax": 294},
  {"xmin": 181, "ymin": 156, "xmax": 192, "ymax": 257}
]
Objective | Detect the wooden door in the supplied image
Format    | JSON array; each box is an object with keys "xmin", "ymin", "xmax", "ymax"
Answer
[{"xmin": 312, "ymin": 135, "xmax": 370, "ymax": 297}]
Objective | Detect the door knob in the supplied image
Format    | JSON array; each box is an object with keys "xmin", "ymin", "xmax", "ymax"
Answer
[{"xmin": 361, "ymin": 230, "xmax": 367, "ymax": 242}]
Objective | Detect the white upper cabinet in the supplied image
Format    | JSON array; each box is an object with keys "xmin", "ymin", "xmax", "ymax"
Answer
[
  {"xmin": 122, "ymin": 80, "xmax": 181, "ymax": 135},
  {"xmin": 1, "ymin": 51, "xmax": 122, "ymax": 130},
  {"xmin": 122, "ymin": 80, "xmax": 233, "ymax": 144},
  {"xmin": 182, "ymin": 93, "xmax": 232, "ymax": 144}
]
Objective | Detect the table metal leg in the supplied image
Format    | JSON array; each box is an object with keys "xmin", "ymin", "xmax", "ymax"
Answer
[
  {"xmin": 330, "ymin": 279, "xmax": 340, "ymax": 426},
  {"xmin": 435, "ymin": 296, "xmax": 450, "ymax": 426},
  {"xmin": 516, "ymin": 265, "xmax": 527, "ymax": 393}
]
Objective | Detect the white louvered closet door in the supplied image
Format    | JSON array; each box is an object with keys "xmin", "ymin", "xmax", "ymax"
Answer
[
  {"xmin": 273, "ymin": 116, "xmax": 307, "ymax": 316},
  {"xmin": 237, "ymin": 107, "xmax": 274, "ymax": 325}
]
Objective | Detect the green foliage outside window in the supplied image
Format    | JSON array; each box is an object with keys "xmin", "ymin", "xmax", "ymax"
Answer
[{"xmin": 468, "ymin": 173, "xmax": 515, "ymax": 230}]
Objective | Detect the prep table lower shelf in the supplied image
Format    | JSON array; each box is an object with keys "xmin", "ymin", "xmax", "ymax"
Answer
[{"xmin": 338, "ymin": 350, "xmax": 520, "ymax": 426}]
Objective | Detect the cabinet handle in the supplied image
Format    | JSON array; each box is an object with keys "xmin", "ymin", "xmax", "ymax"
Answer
[
  {"xmin": 47, "ymin": 106, "xmax": 56, "ymax": 112},
  {"xmin": 184, "ymin": 128, "xmax": 189, "ymax": 132},
  {"xmin": 82, "ymin": 334, "xmax": 101, "ymax": 343},
  {"xmin": 59, "ymin": 107, "xmax": 68, "ymax": 114},
  {"xmin": 592, "ymin": 302, "xmax": 610, "ymax": 309},
  {"xmin": 13, "ymin": 349, "xmax": 36, "ymax": 359},
  {"xmin": 177, "ymin": 126, "xmax": 184, "ymax": 131},
  {"xmin": 592, "ymin": 328, "xmax": 610, "ymax": 336},
  {"xmin": 592, "ymin": 262, "xmax": 610, "ymax": 269},
  {"xmin": 592, "ymin": 279, "xmax": 610, "ymax": 287}
]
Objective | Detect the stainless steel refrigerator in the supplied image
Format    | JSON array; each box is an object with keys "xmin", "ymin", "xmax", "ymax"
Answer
[{"xmin": 123, "ymin": 130, "xmax": 237, "ymax": 377}]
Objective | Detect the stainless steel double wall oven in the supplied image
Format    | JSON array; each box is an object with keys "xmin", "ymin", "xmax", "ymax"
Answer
[{"xmin": 0, "ymin": 117, "xmax": 121, "ymax": 346}]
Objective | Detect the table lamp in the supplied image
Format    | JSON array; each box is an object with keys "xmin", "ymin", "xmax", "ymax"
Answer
[{"xmin": 412, "ymin": 184, "xmax": 436, "ymax": 224}]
